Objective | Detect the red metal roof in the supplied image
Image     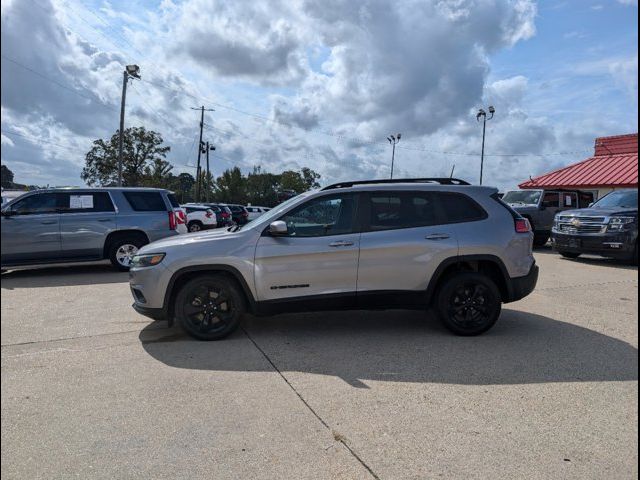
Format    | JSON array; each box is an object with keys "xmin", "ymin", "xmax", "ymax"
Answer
[{"xmin": 520, "ymin": 133, "xmax": 638, "ymax": 189}]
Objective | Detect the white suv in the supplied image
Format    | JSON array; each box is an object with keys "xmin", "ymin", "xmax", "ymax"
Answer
[
  {"xmin": 182, "ymin": 205, "xmax": 217, "ymax": 232},
  {"xmin": 130, "ymin": 178, "xmax": 538, "ymax": 340},
  {"xmin": 246, "ymin": 206, "xmax": 271, "ymax": 221}
]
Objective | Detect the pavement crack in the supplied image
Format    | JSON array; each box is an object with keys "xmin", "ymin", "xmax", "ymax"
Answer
[
  {"xmin": 240, "ymin": 326, "xmax": 382, "ymax": 480},
  {"xmin": 1, "ymin": 326, "xmax": 165, "ymax": 348}
]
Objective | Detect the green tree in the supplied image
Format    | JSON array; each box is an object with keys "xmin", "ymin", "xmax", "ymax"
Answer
[
  {"xmin": 212, "ymin": 167, "xmax": 247, "ymax": 204},
  {"xmin": 1, "ymin": 164, "xmax": 15, "ymax": 188},
  {"xmin": 245, "ymin": 166, "xmax": 279, "ymax": 206},
  {"xmin": 81, "ymin": 127, "xmax": 171, "ymax": 186}
]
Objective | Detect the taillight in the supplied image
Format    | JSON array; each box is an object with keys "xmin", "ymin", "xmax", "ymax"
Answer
[
  {"xmin": 515, "ymin": 218, "xmax": 531, "ymax": 233},
  {"xmin": 222, "ymin": 212, "xmax": 230, "ymax": 219},
  {"xmin": 242, "ymin": 211, "xmax": 248, "ymax": 217},
  {"xmin": 205, "ymin": 210, "xmax": 213, "ymax": 218},
  {"xmin": 169, "ymin": 211, "xmax": 176, "ymax": 230},
  {"xmin": 176, "ymin": 210, "xmax": 186, "ymax": 224}
]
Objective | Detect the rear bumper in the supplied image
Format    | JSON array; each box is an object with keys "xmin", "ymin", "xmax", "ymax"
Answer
[
  {"xmin": 505, "ymin": 262, "xmax": 539, "ymax": 303},
  {"xmin": 551, "ymin": 232, "xmax": 635, "ymax": 258}
]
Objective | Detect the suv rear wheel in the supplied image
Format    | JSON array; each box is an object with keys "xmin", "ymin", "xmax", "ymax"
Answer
[
  {"xmin": 108, "ymin": 235, "xmax": 147, "ymax": 271},
  {"xmin": 175, "ymin": 275, "xmax": 245, "ymax": 340},
  {"xmin": 188, "ymin": 220, "xmax": 203, "ymax": 233},
  {"xmin": 435, "ymin": 272, "xmax": 502, "ymax": 336}
]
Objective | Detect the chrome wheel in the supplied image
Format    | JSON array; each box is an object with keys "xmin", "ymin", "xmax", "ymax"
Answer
[
  {"xmin": 189, "ymin": 222, "xmax": 201, "ymax": 232},
  {"xmin": 115, "ymin": 244, "xmax": 139, "ymax": 267}
]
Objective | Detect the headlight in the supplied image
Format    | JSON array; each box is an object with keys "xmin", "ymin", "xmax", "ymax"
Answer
[
  {"xmin": 607, "ymin": 217, "xmax": 636, "ymax": 232},
  {"xmin": 131, "ymin": 253, "xmax": 165, "ymax": 267}
]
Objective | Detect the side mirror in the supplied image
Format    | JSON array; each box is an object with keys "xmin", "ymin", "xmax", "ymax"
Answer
[{"xmin": 269, "ymin": 221, "xmax": 288, "ymax": 236}]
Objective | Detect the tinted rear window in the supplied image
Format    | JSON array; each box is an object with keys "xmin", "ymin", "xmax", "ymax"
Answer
[
  {"xmin": 367, "ymin": 192, "xmax": 440, "ymax": 231},
  {"xmin": 437, "ymin": 192, "xmax": 487, "ymax": 223},
  {"xmin": 167, "ymin": 193, "xmax": 180, "ymax": 208},
  {"xmin": 123, "ymin": 192, "xmax": 167, "ymax": 211}
]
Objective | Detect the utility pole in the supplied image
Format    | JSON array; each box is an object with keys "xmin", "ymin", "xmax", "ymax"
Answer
[
  {"xmin": 387, "ymin": 133, "xmax": 401, "ymax": 179},
  {"xmin": 476, "ymin": 106, "xmax": 495, "ymax": 185},
  {"xmin": 190, "ymin": 106, "xmax": 214, "ymax": 201},
  {"xmin": 205, "ymin": 141, "xmax": 215, "ymax": 202},
  {"xmin": 117, "ymin": 65, "xmax": 140, "ymax": 187}
]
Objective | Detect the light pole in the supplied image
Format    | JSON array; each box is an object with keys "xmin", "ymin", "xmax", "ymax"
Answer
[
  {"xmin": 476, "ymin": 105, "xmax": 495, "ymax": 185},
  {"xmin": 387, "ymin": 133, "xmax": 401, "ymax": 179},
  {"xmin": 204, "ymin": 142, "xmax": 215, "ymax": 202},
  {"xmin": 118, "ymin": 64, "xmax": 141, "ymax": 187}
]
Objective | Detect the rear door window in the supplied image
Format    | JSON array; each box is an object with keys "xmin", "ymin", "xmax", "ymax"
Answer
[
  {"xmin": 58, "ymin": 192, "xmax": 115, "ymax": 213},
  {"xmin": 366, "ymin": 192, "xmax": 441, "ymax": 231},
  {"xmin": 123, "ymin": 192, "xmax": 167, "ymax": 211}
]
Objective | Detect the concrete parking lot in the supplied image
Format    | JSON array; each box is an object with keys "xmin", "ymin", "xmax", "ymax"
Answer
[{"xmin": 1, "ymin": 250, "xmax": 638, "ymax": 479}]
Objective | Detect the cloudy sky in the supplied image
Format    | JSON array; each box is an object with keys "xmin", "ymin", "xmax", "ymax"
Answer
[{"xmin": 1, "ymin": 0, "xmax": 637, "ymax": 191}]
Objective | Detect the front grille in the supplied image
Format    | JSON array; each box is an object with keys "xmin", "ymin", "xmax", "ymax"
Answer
[
  {"xmin": 558, "ymin": 224, "xmax": 605, "ymax": 234},
  {"xmin": 556, "ymin": 215, "xmax": 607, "ymax": 235},
  {"xmin": 556, "ymin": 215, "xmax": 606, "ymax": 223}
]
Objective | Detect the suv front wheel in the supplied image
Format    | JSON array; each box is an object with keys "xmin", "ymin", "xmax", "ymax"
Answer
[
  {"xmin": 175, "ymin": 274, "xmax": 246, "ymax": 340},
  {"xmin": 435, "ymin": 272, "xmax": 502, "ymax": 336}
]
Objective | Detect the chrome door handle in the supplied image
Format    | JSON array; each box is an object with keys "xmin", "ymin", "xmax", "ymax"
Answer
[
  {"xmin": 425, "ymin": 233, "xmax": 450, "ymax": 240},
  {"xmin": 97, "ymin": 219, "xmax": 112, "ymax": 222},
  {"xmin": 329, "ymin": 241, "xmax": 354, "ymax": 247}
]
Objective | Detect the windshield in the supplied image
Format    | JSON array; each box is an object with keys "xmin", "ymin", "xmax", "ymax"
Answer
[
  {"xmin": 242, "ymin": 191, "xmax": 314, "ymax": 230},
  {"xmin": 592, "ymin": 190, "xmax": 638, "ymax": 209},
  {"xmin": 502, "ymin": 190, "xmax": 542, "ymax": 205}
]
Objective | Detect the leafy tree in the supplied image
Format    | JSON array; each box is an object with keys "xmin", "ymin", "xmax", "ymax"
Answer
[
  {"xmin": 1, "ymin": 164, "xmax": 15, "ymax": 188},
  {"xmin": 81, "ymin": 127, "xmax": 171, "ymax": 186},
  {"xmin": 212, "ymin": 167, "xmax": 248, "ymax": 204}
]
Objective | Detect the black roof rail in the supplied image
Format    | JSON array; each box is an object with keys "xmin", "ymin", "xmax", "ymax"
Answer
[{"xmin": 321, "ymin": 177, "xmax": 471, "ymax": 190}]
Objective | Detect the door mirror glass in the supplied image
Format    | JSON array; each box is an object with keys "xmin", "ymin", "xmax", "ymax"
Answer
[{"xmin": 269, "ymin": 221, "xmax": 288, "ymax": 235}]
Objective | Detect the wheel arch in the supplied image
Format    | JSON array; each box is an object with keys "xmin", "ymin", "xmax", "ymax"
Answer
[
  {"xmin": 163, "ymin": 265, "xmax": 257, "ymax": 325},
  {"xmin": 103, "ymin": 229, "xmax": 149, "ymax": 259},
  {"xmin": 426, "ymin": 255, "xmax": 513, "ymax": 304}
]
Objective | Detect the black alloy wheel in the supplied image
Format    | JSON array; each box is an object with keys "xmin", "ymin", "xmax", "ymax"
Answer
[
  {"xmin": 436, "ymin": 272, "xmax": 502, "ymax": 336},
  {"xmin": 175, "ymin": 275, "xmax": 245, "ymax": 340}
]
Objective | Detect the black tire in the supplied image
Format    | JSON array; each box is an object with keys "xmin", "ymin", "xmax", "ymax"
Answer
[
  {"xmin": 108, "ymin": 235, "xmax": 147, "ymax": 271},
  {"xmin": 188, "ymin": 221, "xmax": 203, "ymax": 233},
  {"xmin": 559, "ymin": 251, "xmax": 581, "ymax": 259},
  {"xmin": 533, "ymin": 232, "xmax": 549, "ymax": 247},
  {"xmin": 435, "ymin": 272, "xmax": 502, "ymax": 336},
  {"xmin": 175, "ymin": 274, "xmax": 245, "ymax": 340}
]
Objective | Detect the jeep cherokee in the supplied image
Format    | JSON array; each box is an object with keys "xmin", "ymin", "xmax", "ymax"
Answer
[{"xmin": 129, "ymin": 178, "xmax": 539, "ymax": 340}]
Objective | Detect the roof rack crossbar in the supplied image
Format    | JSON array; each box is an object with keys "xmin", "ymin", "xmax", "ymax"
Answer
[{"xmin": 321, "ymin": 177, "xmax": 471, "ymax": 190}]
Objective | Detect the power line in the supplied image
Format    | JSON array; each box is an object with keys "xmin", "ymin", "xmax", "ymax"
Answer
[
  {"xmin": 1, "ymin": 54, "xmax": 117, "ymax": 110},
  {"xmin": 1, "ymin": 129, "xmax": 88, "ymax": 154}
]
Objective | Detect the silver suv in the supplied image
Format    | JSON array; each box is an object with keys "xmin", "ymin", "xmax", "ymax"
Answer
[
  {"xmin": 129, "ymin": 178, "xmax": 539, "ymax": 339},
  {"xmin": 1, "ymin": 187, "xmax": 185, "ymax": 271}
]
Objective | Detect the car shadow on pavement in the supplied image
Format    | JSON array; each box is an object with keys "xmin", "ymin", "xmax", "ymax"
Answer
[
  {"xmin": 534, "ymin": 247, "xmax": 638, "ymax": 271},
  {"xmin": 0, "ymin": 263, "xmax": 127, "ymax": 289},
  {"xmin": 139, "ymin": 308, "xmax": 638, "ymax": 387}
]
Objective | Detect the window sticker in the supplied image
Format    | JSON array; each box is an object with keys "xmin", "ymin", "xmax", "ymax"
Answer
[
  {"xmin": 70, "ymin": 195, "xmax": 94, "ymax": 209},
  {"xmin": 565, "ymin": 196, "xmax": 573, "ymax": 206}
]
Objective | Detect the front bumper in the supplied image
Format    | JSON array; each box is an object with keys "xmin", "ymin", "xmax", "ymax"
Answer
[
  {"xmin": 506, "ymin": 262, "xmax": 539, "ymax": 303},
  {"xmin": 551, "ymin": 231, "xmax": 635, "ymax": 258},
  {"xmin": 132, "ymin": 303, "xmax": 166, "ymax": 321}
]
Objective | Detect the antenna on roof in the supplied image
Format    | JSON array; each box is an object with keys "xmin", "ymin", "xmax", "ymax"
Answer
[{"xmin": 449, "ymin": 165, "xmax": 456, "ymax": 179}]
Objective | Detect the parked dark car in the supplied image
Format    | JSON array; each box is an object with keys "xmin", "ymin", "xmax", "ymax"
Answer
[
  {"xmin": 195, "ymin": 203, "xmax": 234, "ymax": 227},
  {"xmin": 503, "ymin": 189, "xmax": 595, "ymax": 246},
  {"xmin": 223, "ymin": 204, "xmax": 250, "ymax": 225},
  {"xmin": 551, "ymin": 189, "xmax": 638, "ymax": 263},
  {"xmin": 1, "ymin": 187, "xmax": 186, "ymax": 271}
]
